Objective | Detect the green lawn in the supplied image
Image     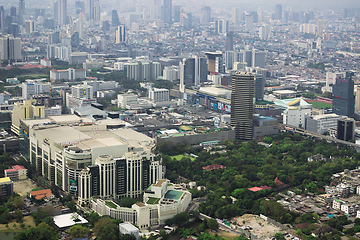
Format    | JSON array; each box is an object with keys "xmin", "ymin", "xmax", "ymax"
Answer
[
  {"xmin": 147, "ymin": 197, "xmax": 160, "ymax": 204},
  {"xmin": 105, "ymin": 201, "xmax": 118, "ymax": 209},
  {"xmin": 171, "ymin": 154, "xmax": 195, "ymax": 161},
  {"xmin": 310, "ymin": 101, "xmax": 332, "ymax": 109}
]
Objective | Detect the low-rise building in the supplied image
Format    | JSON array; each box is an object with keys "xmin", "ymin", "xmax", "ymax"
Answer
[
  {"xmin": 305, "ymin": 114, "xmax": 345, "ymax": 135},
  {"xmin": 119, "ymin": 222, "xmax": 139, "ymax": 240},
  {"xmin": 30, "ymin": 189, "xmax": 54, "ymax": 200},
  {"xmin": 91, "ymin": 179, "xmax": 191, "ymax": 228},
  {"xmin": 274, "ymin": 98, "xmax": 312, "ymax": 128},
  {"xmin": 4, "ymin": 165, "xmax": 27, "ymax": 180},
  {"xmin": 50, "ymin": 68, "xmax": 86, "ymax": 82}
]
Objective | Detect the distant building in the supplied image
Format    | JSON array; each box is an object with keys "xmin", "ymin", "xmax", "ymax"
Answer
[
  {"xmin": 71, "ymin": 84, "xmax": 94, "ymax": 99},
  {"xmin": 117, "ymin": 94, "xmax": 138, "ymax": 109},
  {"xmin": 0, "ymin": 36, "xmax": 22, "ymax": 64},
  {"xmin": 215, "ymin": 19, "xmax": 229, "ymax": 34},
  {"xmin": 50, "ymin": 68, "xmax": 86, "ymax": 82},
  {"xmin": 115, "ymin": 25, "xmax": 126, "ymax": 43},
  {"xmin": 0, "ymin": 177, "xmax": 13, "ymax": 198},
  {"xmin": 305, "ymin": 114, "xmax": 345, "ymax": 135},
  {"xmin": 22, "ymin": 79, "xmax": 51, "ymax": 100},
  {"xmin": 148, "ymin": 88, "xmax": 169, "ymax": 103}
]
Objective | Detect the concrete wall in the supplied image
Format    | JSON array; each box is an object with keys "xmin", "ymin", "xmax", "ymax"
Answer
[{"xmin": 156, "ymin": 130, "xmax": 235, "ymax": 146}]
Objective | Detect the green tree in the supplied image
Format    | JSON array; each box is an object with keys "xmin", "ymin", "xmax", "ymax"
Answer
[
  {"xmin": 14, "ymin": 209, "xmax": 23, "ymax": 222},
  {"xmin": 14, "ymin": 222, "xmax": 58, "ymax": 240},
  {"xmin": 179, "ymin": 228, "xmax": 195, "ymax": 239},
  {"xmin": 69, "ymin": 224, "xmax": 90, "ymax": 238},
  {"xmin": 120, "ymin": 234, "xmax": 137, "ymax": 240},
  {"xmin": 94, "ymin": 216, "xmax": 118, "ymax": 240},
  {"xmin": 14, "ymin": 197, "xmax": 25, "ymax": 208},
  {"xmin": 207, "ymin": 218, "xmax": 219, "ymax": 230},
  {"xmin": 274, "ymin": 232, "xmax": 285, "ymax": 240},
  {"xmin": 119, "ymin": 197, "xmax": 137, "ymax": 208}
]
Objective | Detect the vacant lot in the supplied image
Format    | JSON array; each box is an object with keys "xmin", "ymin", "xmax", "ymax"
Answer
[
  {"xmin": 231, "ymin": 214, "xmax": 283, "ymax": 240},
  {"xmin": 208, "ymin": 229, "xmax": 239, "ymax": 240},
  {"xmin": 0, "ymin": 216, "xmax": 36, "ymax": 232},
  {"xmin": 13, "ymin": 179, "xmax": 39, "ymax": 197}
]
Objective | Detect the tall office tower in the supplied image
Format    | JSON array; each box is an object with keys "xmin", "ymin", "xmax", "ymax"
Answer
[
  {"xmin": 245, "ymin": 15, "xmax": 254, "ymax": 31},
  {"xmin": 180, "ymin": 12, "xmax": 192, "ymax": 30},
  {"xmin": 56, "ymin": 0, "xmax": 67, "ymax": 26},
  {"xmin": 249, "ymin": 11, "xmax": 258, "ymax": 23},
  {"xmin": 259, "ymin": 25, "xmax": 271, "ymax": 40},
  {"xmin": 35, "ymin": 9, "xmax": 45, "ymax": 19},
  {"xmin": 18, "ymin": 0, "xmax": 25, "ymax": 25},
  {"xmin": 173, "ymin": 5, "xmax": 181, "ymax": 22},
  {"xmin": 200, "ymin": 6, "xmax": 211, "ymax": 24},
  {"xmin": 274, "ymin": 4, "xmax": 282, "ymax": 20},
  {"xmin": 150, "ymin": 0, "xmax": 161, "ymax": 19},
  {"xmin": 255, "ymin": 74, "xmax": 265, "ymax": 100},
  {"xmin": 215, "ymin": 20, "xmax": 229, "ymax": 34},
  {"xmin": 225, "ymin": 51, "xmax": 234, "ymax": 70},
  {"xmin": 115, "ymin": 25, "xmax": 126, "ymax": 43},
  {"xmin": 163, "ymin": 0, "xmax": 172, "ymax": 24},
  {"xmin": 9, "ymin": 23, "xmax": 20, "ymax": 37},
  {"xmin": 0, "ymin": 6, "xmax": 4, "ymax": 33},
  {"xmin": 355, "ymin": 87, "xmax": 360, "ymax": 113},
  {"xmin": 75, "ymin": 1, "xmax": 85, "ymax": 14},
  {"xmin": 243, "ymin": 49, "xmax": 252, "ymax": 68},
  {"xmin": 231, "ymin": 72, "xmax": 254, "ymax": 140},
  {"xmin": 49, "ymin": 31, "xmax": 61, "ymax": 44},
  {"xmin": 10, "ymin": 7, "xmax": 16, "ymax": 17},
  {"xmin": 25, "ymin": 20, "xmax": 35, "ymax": 33},
  {"xmin": 0, "ymin": 36, "xmax": 22, "ymax": 64},
  {"xmin": 252, "ymin": 50, "xmax": 266, "ymax": 68},
  {"xmin": 93, "ymin": 0, "xmax": 100, "ymax": 21},
  {"xmin": 232, "ymin": 7, "xmax": 240, "ymax": 24},
  {"xmin": 206, "ymin": 52, "xmax": 224, "ymax": 74},
  {"xmin": 225, "ymin": 31, "xmax": 234, "ymax": 51},
  {"xmin": 111, "ymin": 10, "xmax": 120, "ymax": 27},
  {"xmin": 317, "ymin": 19, "xmax": 323, "ymax": 38},
  {"xmin": 337, "ymin": 119, "xmax": 355, "ymax": 141},
  {"xmin": 179, "ymin": 56, "xmax": 207, "ymax": 90},
  {"xmin": 257, "ymin": 10, "xmax": 263, "ymax": 23},
  {"xmin": 332, "ymin": 72, "xmax": 355, "ymax": 118}
]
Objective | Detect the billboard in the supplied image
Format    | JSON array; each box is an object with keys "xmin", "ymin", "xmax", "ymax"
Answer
[{"xmin": 70, "ymin": 179, "xmax": 77, "ymax": 191}]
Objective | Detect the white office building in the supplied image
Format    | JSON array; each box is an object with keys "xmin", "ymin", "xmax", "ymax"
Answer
[
  {"xmin": 163, "ymin": 66, "xmax": 180, "ymax": 81},
  {"xmin": 149, "ymin": 88, "xmax": 169, "ymax": 103},
  {"xmin": 71, "ymin": 84, "xmax": 94, "ymax": 99},
  {"xmin": 274, "ymin": 98, "xmax": 312, "ymax": 128},
  {"xmin": 22, "ymin": 79, "xmax": 51, "ymax": 99},
  {"xmin": 305, "ymin": 114, "xmax": 346, "ymax": 135}
]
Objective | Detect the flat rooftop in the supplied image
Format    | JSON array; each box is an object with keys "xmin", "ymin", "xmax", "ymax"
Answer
[
  {"xmin": 36, "ymin": 126, "xmax": 92, "ymax": 145},
  {"xmin": 53, "ymin": 213, "xmax": 88, "ymax": 228},
  {"xmin": 164, "ymin": 190, "xmax": 183, "ymax": 200}
]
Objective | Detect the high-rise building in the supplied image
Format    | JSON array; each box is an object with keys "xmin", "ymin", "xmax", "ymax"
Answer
[
  {"xmin": 332, "ymin": 72, "xmax": 355, "ymax": 118},
  {"xmin": 163, "ymin": 0, "xmax": 172, "ymax": 24},
  {"xmin": 231, "ymin": 7, "xmax": 240, "ymax": 24},
  {"xmin": 200, "ymin": 6, "xmax": 211, "ymax": 24},
  {"xmin": 86, "ymin": 0, "xmax": 99, "ymax": 20},
  {"xmin": 35, "ymin": 9, "xmax": 45, "ymax": 19},
  {"xmin": 25, "ymin": 20, "xmax": 35, "ymax": 33},
  {"xmin": 337, "ymin": 119, "xmax": 355, "ymax": 141},
  {"xmin": 225, "ymin": 51, "xmax": 234, "ymax": 71},
  {"xmin": 150, "ymin": 0, "xmax": 161, "ymax": 19},
  {"xmin": 231, "ymin": 72, "xmax": 254, "ymax": 140},
  {"xmin": 111, "ymin": 10, "xmax": 120, "ymax": 27},
  {"xmin": 10, "ymin": 7, "xmax": 16, "ymax": 17},
  {"xmin": 18, "ymin": 0, "xmax": 25, "ymax": 25},
  {"xmin": 225, "ymin": 31, "xmax": 234, "ymax": 51},
  {"xmin": 0, "ymin": 7, "xmax": 4, "ymax": 33},
  {"xmin": 71, "ymin": 84, "xmax": 94, "ymax": 99},
  {"xmin": 243, "ymin": 49, "xmax": 252, "ymax": 68},
  {"xmin": 259, "ymin": 25, "xmax": 271, "ymax": 40},
  {"xmin": 179, "ymin": 56, "xmax": 207, "ymax": 90},
  {"xmin": 245, "ymin": 15, "xmax": 254, "ymax": 31},
  {"xmin": 215, "ymin": 20, "xmax": 229, "ymax": 34},
  {"xmin": 75, "ymin": 1, "xmax": 85, "ymax": 14},
  {"xmin": 115, "ymin": 25, "xmax": 126, "ymax": 43},
  {"xmin": 205, "ymin": 52, "xmax": 224, "ymax": 74},
  {"xmin": 317, "ymin": 19, "xmax": 323, "ymax": 38},
  {"xmin": 255, "ymin": 74, "xmax": 265, "ymax": 101},
  {"xmin": 355, "ymin": 87, "xmax": 360, "ymax": 113},
  {"xmin": 0, "ymin": 36, "xmax": 22, "ymax": 64},
  {"xmin": 54, "ymin": 0, "xmax": 67, "ymax": 26},
  {"xmin": 173, "ymin": 5, "xmax": 181, "ymax": 22},
  {"xmin": 22, "ymin": 80, "xmax": 50, "ymax": 99},
  {"xmin": 252, "ymin": 50, "xmax": 266, "ymax": 68},
  {"xmin": 274, "ymin": 4, "xmax": 282, "ymax": 20}
]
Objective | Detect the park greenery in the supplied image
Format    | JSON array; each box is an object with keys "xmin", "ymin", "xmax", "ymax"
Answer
[{"xmin": 161, "ymin": 132, "xmax": 360, "ymax": 225}]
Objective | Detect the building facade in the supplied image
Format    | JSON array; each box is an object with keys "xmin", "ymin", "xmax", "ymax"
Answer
[
  {"xmin": 231, "ymin": 72, "xmax": 254, "ymax": 140},
  {"xmin": 332, "ymin": 72, "xmax": 355, "ymax": 118}
]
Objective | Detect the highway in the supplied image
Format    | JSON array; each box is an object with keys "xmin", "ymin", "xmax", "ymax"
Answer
[{"xmin": 279, "ymin": 124, "xmax": 360, "ymax": 152}]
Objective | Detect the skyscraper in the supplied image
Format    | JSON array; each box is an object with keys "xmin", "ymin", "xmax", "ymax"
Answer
[
  {"xmin": 179, "ymin": 56, "xmax": 207, "ymax": 90},
  {"xmin": 0, "ymin": 36, "xmax": 22, "ymax": 64},
  {"xmin": 255, "ymin": 74, "xmax": 265, "ymax": 101},
  {"xmin": 86, "ymin": 0, "xmax": 99, "ymax": 20},
  {"xmin": 245, "ymin": 15, "xmax": 254, "ymax": 31},
  {"xmin": 173, "ymin": 5, "xmax": 181, "ymax": 22},
  {"xmin": 163, "ymin": 0, "xmax": 172, "ymax": 24},
  {"xmin": 225, "ymin": 31, "xmax": 234, "ymax": 51},
  {"xmin": 332, "ymin": 72, "xmax": 355, "ymax": 118},
  {"xmin": 317, "ymin": 19, "xmax": 323, "ymax": 38},
  {"xmin": 215, "ymin": 20, "xmax": 229, "ymax": 34},
  {"xmin": 112, "ymin": 10, "xmax": 120, "ymax": 27},
  {"xmin": 232, "ymin": 7, "xmax": 240, "ymax": 24},
  {"xmin": 274, "ymin": 4, "xmax": 282, "ymax": 20},
  {"xmin": 231, "ymin": 72, "xmax": 254, "ymax": 140},
  {"xmin": 252, "ymin": 50, "xmax": 266, "ymax": 68},
  {"xmin": 0, "ymin": 7, "xmax": 4, "ymax": 33},
  {"xmin": 200, "ymin": 6, "xmax": 211, "ymax": 24},
  {"xmin": 56, "ymin": 0, "xmax": 67, "ymax": 26},
  {"xmin": 18, "ymin": 0, "xmax": 25, "ymax": 25},
  {"xmin": 116, "ymin": 25, "xmax": 126, "ymax": 43}
]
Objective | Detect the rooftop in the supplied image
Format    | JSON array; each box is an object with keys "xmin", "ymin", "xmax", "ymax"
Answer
[
  {"xmin": 0, "ymin": 177, "xmax": 12, "ymax": 183},
  {"xmin": 164, "ymin": 190, "xmax": 183, "ymax": 200},
  {"xmin": 30, "ymin": 189, "xmax": 53, "ymax": 200},
  {"xmin": 53, "ymin": 213, "xmax": 88, "ymax": 228}
]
